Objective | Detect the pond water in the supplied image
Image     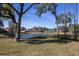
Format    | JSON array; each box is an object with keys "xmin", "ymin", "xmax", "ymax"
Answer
[{"xmin": 19, "ymin": 34, "xmax": 48, "ymax": 39}]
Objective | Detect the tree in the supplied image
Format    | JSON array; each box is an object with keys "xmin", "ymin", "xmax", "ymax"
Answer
[
  {"xmin": 0, "ymin": 4, "xmax": 16, "ymax": 23},
  {"xmin": 7, "ymin": 3, "xmax": 38, "ymax": 41},
  {"xmin": 0, "ymin": 4, "xmax": 16, "ymax": 37},
  {"xmin": 73, "ymin": 3, "xmax": 78, "ymax": 41},
  {"xmin": 21, "ymin": 27, "xmax": 26, "ymax": 31},
  {"xmin": 57, "ymin": 12, "xmax": 73, "ymax": 36},
  {"xmin": 0, "ymin": 18, "xmax": 4, "ymax": 28},
  {"xmin": 36, "ymin": 3, "xmax": 59, "ymax": 35}
]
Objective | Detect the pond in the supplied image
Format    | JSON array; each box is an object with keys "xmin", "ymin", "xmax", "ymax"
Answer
[{"xmin": 16, "ymin": 34, "xmax": 48, "ymax": 39}]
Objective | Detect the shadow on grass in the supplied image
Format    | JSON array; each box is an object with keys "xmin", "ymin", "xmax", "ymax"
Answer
[
  {"xmin": 0, "ymin": 51, "xmax": 20, "ymax": 55},
  {"xmin": 26, "ymin": 37, "xmax": 73, "ymax": 45},
  {"xmin": 19, "ymin": 37, "xmax": 48, "ymax": 42},
  {"xmin": 0, "ymin": 33, "xmax": 15, "ymax": 39}
]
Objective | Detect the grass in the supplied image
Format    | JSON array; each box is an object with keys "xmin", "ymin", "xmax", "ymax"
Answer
[{"xmin": 0, "ymin": 37, "xmax": 79, "ymax": 56}]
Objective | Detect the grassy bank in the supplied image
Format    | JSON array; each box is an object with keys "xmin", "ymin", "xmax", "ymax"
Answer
[{"xmin": 0, "ymin": 37, "xmax": 79, "ymax": 56}]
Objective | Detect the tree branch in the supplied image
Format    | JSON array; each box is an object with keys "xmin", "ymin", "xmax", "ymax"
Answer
[
  {"xmin": 0, "ymin": 13, "xmax": 11, "ymax": 19},
  {"xmin": 0, "ymin": 12, "xmax": 16, "ymax": 24},
  {"xmin": 8, "ymin": 12, "xmax": 16, "ymax": 24},
  {"xmin": 23, "ymin": 3, "xmax": 39, "ymax": 14},
  {"xmin": 7, "ymin": 3, "xmax": 19, "ymax": 15},
  {"xmin": 19, "ymin": 3, "xmax": 24, "ymax": 15}
]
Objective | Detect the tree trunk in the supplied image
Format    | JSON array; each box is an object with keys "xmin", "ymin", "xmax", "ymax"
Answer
[
  {"xmin": 54, "ymin": 14, "xmax": 59, "ymax": 36},
  {"xmin": 13, "ymin": 23, "xmax": 16, "ymax": 37},
  {"xmin": 64, "ymin": 4, "xmax": 67, "ymax": 38},
  {"xmin": 10, "ymin": 23, "xmax": 15, "ymax": 37},
  {"xmin": 73, "ymin": 4, "xmax": 78, "ymax": 41},
  {"xmin": 64, "ymin": 21, "xmax": 67, "ymax": 37},
  {"xmin": 17, "ymin": 15, "xmax": 22, "ymax": 42},
  {"xmin": 56, "ymin": 21, "xmax": 59, "ymax": 36}
]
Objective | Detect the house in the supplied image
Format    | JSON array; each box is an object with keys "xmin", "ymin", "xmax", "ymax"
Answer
[{"xmin": 27, "ymin": 27, "xmax": 50, "ymax": 32}]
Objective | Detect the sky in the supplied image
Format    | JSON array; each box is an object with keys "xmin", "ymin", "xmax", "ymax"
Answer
[{"xmin": 3, "ymin": 3, "xmax": 79, "ymax": 29}]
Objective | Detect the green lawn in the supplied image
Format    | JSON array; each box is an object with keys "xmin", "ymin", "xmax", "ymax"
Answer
[{"xmin": 0, "ymin": 37, "xmax": 79, "ymax": 56}]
